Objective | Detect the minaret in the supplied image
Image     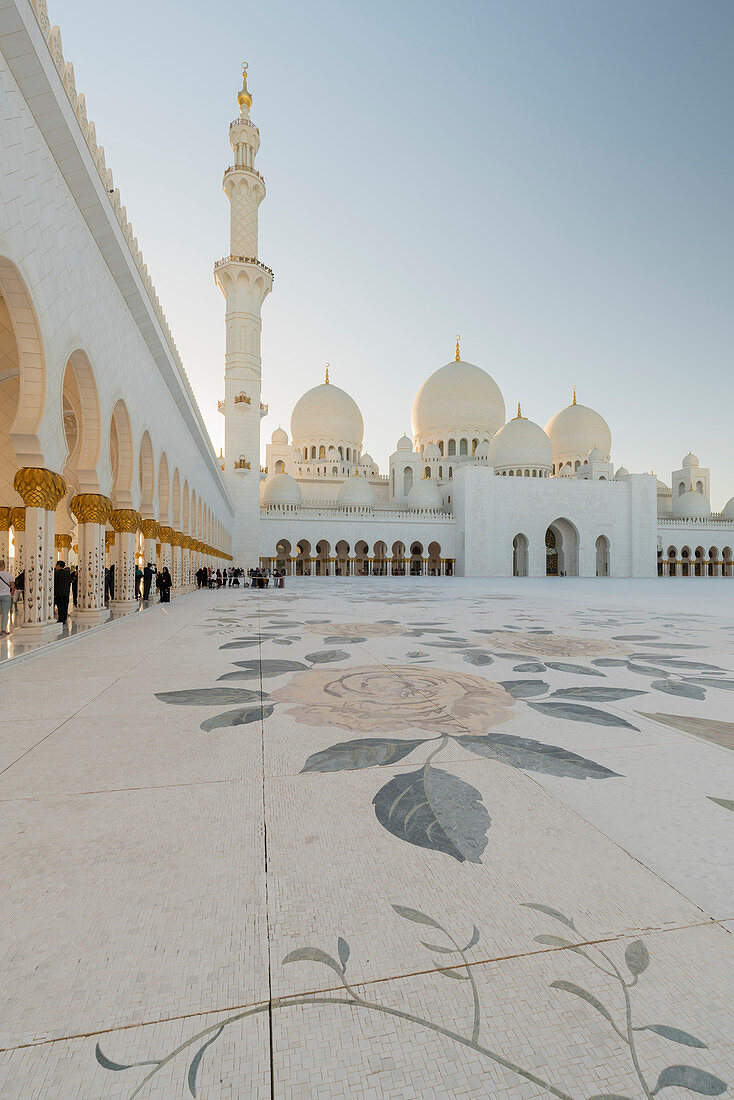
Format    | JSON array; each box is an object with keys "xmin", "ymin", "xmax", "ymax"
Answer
[{"xmin": 214, "ymin": 63, "xmax": 273, "ymax": 565}]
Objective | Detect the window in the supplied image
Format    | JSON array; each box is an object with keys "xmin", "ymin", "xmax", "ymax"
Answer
[
  {"xmin": 275, "ymin": 460, "xmax": 285, "ymax": 474},
  {"xmin": 448, "ymin": 439, "xmax": 456, "ymax": 456},
  {"xmin": 438, "ymin": 441, "xmax": 444, "ymax": 456},
  {"xmin": 425, "ymin": 467, "xmax": 431, "ymax": 479},
  {"xmin": 310, "ymin": 446, "xmax": 316, "ymax": 459},
  {"xmin": 319, "ymin": 445, "xmax": 326, "ymax": 459},
  {"xmin": 459, "ymin": 438, "xmax": 468, "ymax": 455}
]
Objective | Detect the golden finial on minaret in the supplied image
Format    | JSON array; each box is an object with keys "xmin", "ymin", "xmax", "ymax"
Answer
[
  {"xmin": 325, "ymin": 363, "xmax": 330, "ymax": 384},
  {"xmin": 237, "ymin": 61, "xmax": 252, "ymax": 111},
  {"xmin": 516, "ymin": 402, "xmax": 523, "ymax": 419},
  {"xmin": 219, "ymin": 447, "xmax": 224, "ymax": 459},
  {"xmin": 572, "ymin": 386, "xmax": 577, "ymax": 406},
  {"xmin": 455, "ymin": 335, "xmax": 461, "ymax": 362}
]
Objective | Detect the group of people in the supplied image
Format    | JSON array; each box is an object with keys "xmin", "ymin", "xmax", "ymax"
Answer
[
  {"xmin": 195, "ymin": 566, "xmax": 247, "ymax": 588},
  {"xmin": 0, "ymin": 557, "xmax": 76, "ymax": 634},
  {"xmin": 248, "ymin": 567, "xmax": 286, "ymax": 589}
]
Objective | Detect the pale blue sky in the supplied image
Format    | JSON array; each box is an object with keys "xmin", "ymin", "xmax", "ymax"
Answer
[{"xmin": 58, "ymin": 1, "xmax": 733, "ymax": 504}]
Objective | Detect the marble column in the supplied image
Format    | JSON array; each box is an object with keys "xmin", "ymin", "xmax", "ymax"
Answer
[
  {"xmin": 12, "ymin": 467, "xmax": 66, "ymax": 637},
  {"xmin": 0, "ymin": 506, "xmax": 10, "ymax": 565},
  {"xmin": 140, "ymin": 519, "xmax": 159, "ymax": 597},
  {"xmin": 159, "ymin": 526, "xmax": 174, "ymax": 578},
  {"xmin": 110, "ymin": 509, "xmax": 142, "ymax": 610},
  {"xmin": 69, "ymin": 494, "xmax": 113, "ymax": 623},
  {"xmin": 54, "ymin": 532, "xmax": 73, "ymax": 562},
  {"xmin": 170, "ymin": 532, "xmax": 183, "ymax": 597}
]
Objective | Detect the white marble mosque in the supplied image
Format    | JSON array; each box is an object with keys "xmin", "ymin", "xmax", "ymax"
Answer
[{"xmin": 0, "ymin": 0, "xmax": 733, "ymax": 647}]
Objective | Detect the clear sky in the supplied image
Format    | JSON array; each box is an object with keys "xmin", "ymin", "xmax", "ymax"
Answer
[{"xmin": 57, "ymin": 0, "xmax": 733, "ymax": 504}]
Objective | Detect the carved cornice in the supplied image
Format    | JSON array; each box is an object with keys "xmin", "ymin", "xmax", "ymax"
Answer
[
  {"xmin": 140, "ymin": 519, "xmax": 160, "ymax": 540},
  {"xmin": 69, "ymin": 493, "xmax": 113, "ymax": 525},
  {"xmin": 110, "ymin": 509, "xmax": 142, "ymax": 534},
  {"xmin": 13, "ymin": 467, "xmax": 66, "ymax": 510},
  {"xmin": 9, "ymin": 508, "xmax": 25, "ymax": 532}
]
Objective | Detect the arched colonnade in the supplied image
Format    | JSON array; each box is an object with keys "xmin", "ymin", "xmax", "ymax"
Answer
[
  {"xmin": 0, "ymin": 257, "xmax": 231, "ymax": 636},
  {"xmin": 658, "ymin": 545, "xmax": 734, "ymax": 578},
  {"xmin": 262, "ymin": 538, "xmax": 453, "ymax": 577}
]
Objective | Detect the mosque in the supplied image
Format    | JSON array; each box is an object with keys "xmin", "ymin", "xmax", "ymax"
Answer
[{"xmin": 0, "ymin": 0, "xmax": 732, "ymax": 644}]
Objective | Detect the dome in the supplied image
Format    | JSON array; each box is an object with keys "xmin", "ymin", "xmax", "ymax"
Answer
[
  {"xmin": 673, "ymin": 489, "xmax": 711, "ymax": 518},
  {"xmin": 396, "ymin": 434, "xmax": 413, "ymax": 452},
  {"xmin": 486, "ymin": 412, "xmax": 553, "ymax": 470},
  {"xmin": 615, "ymin": 466, "xmax": 630, "ymax": 479},
  {"xmin": 545, "ymin": 394, "xmax": 612, "ymax": 464},
  {"xmin": 682, "ymin": 452, "xmax": 699, "ymax": 468},
  {"xmin": 359, "ymin": 452, "xmax": 374, "ymax": 466},
  {"xmin": 271, "ymin": 426, "xmax": 288, "ymax": 444},
  {"xmin": 585, "ymin": 446, "xmax": 604, "ymax": 462},
  {"xmin": 423, "ymin": 443, "xmax": 441, "ymax": 460},
  {"xmin": 657, "ymin": 478, "xmax": 671, "ymax": 492},
  {"xmin": 337, "ymin": 474, "xmax": 374, "ymax": 509},
  {"xmin": 408, "ymin": 478, "xmax": 444, "ymax": 511},
  {"xmin": 475, "ymin": 440, "xmax": 490, "ymax": 457},
  {"xmin": 411, "ymin": 359, "xmax": 505, "ymax": 443},
  {"xmin": 261, "ymin": 472, "xmax": 302, "ymax": 508},
  {"xmin": 290, "ymin": 380, "xmax": 364, "ymax": 447},
  {"xmin": 722, "ymin": 496, "xmax": 734, "ymax": 518}
]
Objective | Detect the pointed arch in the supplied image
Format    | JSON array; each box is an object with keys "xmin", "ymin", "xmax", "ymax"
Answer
[
  {"xmin": 138, "ymin": 431, "xmax": 155, "ymax": 516},
  {"xmin": 109, "ymin": 398, "xmax": 135, "ymax": 507},
  {"xmin": 158, "ymin": 452, "xmax": 170, "ymax": 523}
]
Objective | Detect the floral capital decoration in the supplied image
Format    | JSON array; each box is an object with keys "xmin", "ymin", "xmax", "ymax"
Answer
[
  {"xmin": 69, "ymin": 493, "xmax": 113, "ymax": 525},
  {"xmin": 109, "ymin": 508, "xmax": 142, "ymax": 534},
  {"xmin": 9, "ymin": 507, "xmax": 25, "ymax": 531},
  {"xmin": 13, "ymin": 467, "xmax": 66, "ymax": 510}
]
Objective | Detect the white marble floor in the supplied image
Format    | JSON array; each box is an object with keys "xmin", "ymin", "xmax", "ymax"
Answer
[{"xmin": 0, "ymin": 578, "xmax": 732, "ymax": 1098}]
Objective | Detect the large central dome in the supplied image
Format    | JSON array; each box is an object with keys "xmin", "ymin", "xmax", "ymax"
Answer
[
  {"xmin": 411, "ymin": 359, "xmax": 506, "ymax": 448},
  {"xmin": 290, "ymin": 379, "xmax": 364, "ymax": 449}
]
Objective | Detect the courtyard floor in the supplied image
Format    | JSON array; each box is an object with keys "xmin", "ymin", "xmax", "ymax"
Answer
[{"xmin": 0, "ymin": 577, "xmax": 732, "ymax": 1099}]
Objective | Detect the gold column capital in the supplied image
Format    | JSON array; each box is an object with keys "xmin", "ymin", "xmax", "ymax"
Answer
[
  {"xmin": 9, "ymin": 507, "xmax": 25, "ymax": 531},
  {"xmin": 170, "ymin": 530, "xmax": 184, "ymax": 547},
  {"xmin": 54, "ymin": 533, "xmax": 73, "ymax": 550},
  {"xmin": 159, "ymin": 525, "xmax": 175, "ymax": 545},
  {"xmin": 69, "ymin": 493, "xmax": 113, "ymax": 525},
  {"xmin": 105, "ymin": 530, "xmax": 116, "ymax": 549},
  {"xmin": 0, "ymin": 506, "xmax": 11, "ymax": 530},
  {"xmin": 140, "ymin": 519, "xmax": 160, "ymax": 540},
  {"xmin": 109, "ymin": 508, "xmax": 142, "ymax": 534},
  {"xmin": 13, "ymin": 467, "xmax": 66, "ymax": 510}
]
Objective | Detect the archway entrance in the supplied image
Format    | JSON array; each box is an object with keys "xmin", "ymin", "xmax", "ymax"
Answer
[
  {"xmin": 545, "ymin": 519, "xmax": 579, "ymax": 576},
  {"xmin": 276, "ymin": 539, "xmax": 292, "ymax": 574},
  {"xmin": 595, "ymin": 535, "xmax": 610, "ymax": 577},
  {"xmin": 513, "ymin": 534, "xmax": 528, "ymax": 577}
]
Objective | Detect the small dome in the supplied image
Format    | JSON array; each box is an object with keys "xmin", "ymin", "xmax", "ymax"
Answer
[
  {"xmin": 423, "ymin": 443, "xmax": 441, "ymax": 460},
  {"xmin": 290, "ymin": 380, "xmax": 364, "ymax": 447},
  {"xmin": 487, "ymin": 413, "xmax": 553, "ymax": 470},
  {"xmin": 722, "ymin": 496, "xmax": 734, "ymax": 518},
  {"xmin": 337, "ymin": 474, "xmax": 374, "ymax": 509},
  {"xmin": 545, "ymin": 396, "xmax": 612, "ymax": 464},
  {"xmin": 359, "ymin": 452, "xmax": 374, "ymax": 466},
  {"xmin": 261, "ymin": 471, "xmax": 302, "ymax": 507},
  {"xmin": 408, "ymin": 479, "xmax": 444, "ymax": 511},
  {"xmin": 412, "ymin": 359, "xmax": 505, "ymax": 443},
  {"xmin": 475, "ymin": 440, "xmax": 490, "ymax": 457},
  {"xmin": 672, "ymin": 488, "xmax": 711, "ymax": 518},
  {"xmin": 271, "ymin": 426, "xmax": 289, "ymax": 444},
  {"xmin": 396, "ymin": 434, "xmax": 413, "ymax": 453},
  {"xmin": 615, "ymin": 466, "xmax": 630, "ymax": 479},
  {"xmin": 585, "ymin": 446, "xmax": 604, "ymax": 462},
  {"xmin": 682, "ymin": 452, "xmax": 699, "ymax": 468},
  {"xmin": 657, "ymin": 478, "xmax": 671, "ymax": 492},
  {"xmin": 559, "ymin": 463, "xmax": 574, "ymax": 478}
]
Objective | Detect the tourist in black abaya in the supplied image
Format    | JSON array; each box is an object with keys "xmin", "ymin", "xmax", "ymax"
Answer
[{"xmin": 158, "ymin": 566, "xmax": 172, "ymax": 603}]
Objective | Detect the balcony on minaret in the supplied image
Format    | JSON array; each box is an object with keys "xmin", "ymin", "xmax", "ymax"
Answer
[
  {"xmin": 234, "ymin": 457, "xmax": 251, "ymax": 472},
  {"xmin": 234, "ymin": 392, "xmax": 252, "ymax": 406},
  {"xmin": 224, "ymin": 165, "xmax": 265, "ymax": 184},
  {"xmin": 260, "ymin": 401, "xmax": 268, "ymax": 418},
  {"xmin": 217, "ymin": 399, "xmax": 226, "ymax": 414}
]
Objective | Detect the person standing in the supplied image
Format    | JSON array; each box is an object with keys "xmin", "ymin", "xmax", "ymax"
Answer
[
  {"xmin": 143, "ymin": 562, "xmax": 153, "ymax": 601},
  {"xmin": 158, "ymin": 566, "xmax": 172, "ymax": 603},
  {"xmin": 0, "ymin": 559, "xmax": 14, "ymax": 635},
  {"xmin": 53, "ymin": 559, "xmax": 73, "ymax": 625},
  {"xmin": 135, "ymin": 563, "xmax": 143, "ymax": 599}
]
